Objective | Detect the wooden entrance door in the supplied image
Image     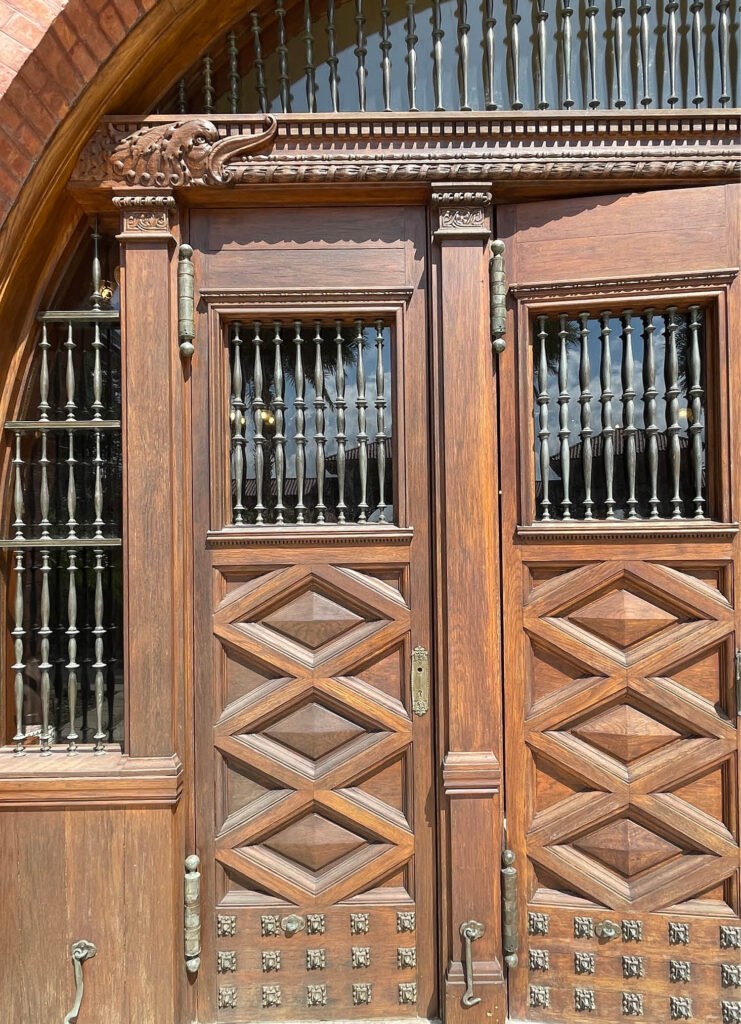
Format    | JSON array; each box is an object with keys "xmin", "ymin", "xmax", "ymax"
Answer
[
  {"xmin": 499, "ymin": 185, "xmax": 741, "ymax": 1023},
  {"xmin": 189, "ymin": 205, "xmax": 437, "ymax": 1022}
]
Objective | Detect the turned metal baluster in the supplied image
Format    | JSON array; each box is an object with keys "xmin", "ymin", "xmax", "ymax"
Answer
[
  {"xmin": 252, "ymin": 323, "xmax": 266, "ymax": 524},
  {"xmin": 277, "ymin": 0, "xmax": 291, "ymax": 113},
  {"xmin": 39, "ymin": 549, "xmax": 52, "ymax": 754},
  {"xmin": 251, "ymin": 13, "xmax": 268, "ymax": 114},
  {"xmin": 66, "ymin": 431, "xmax": 77, "ymax": 539},
  {"xmin": 177, "ymin": 79, "xmax": 187, "ymax": 115},
  {"xmin": 381, "ymin": 0, "xmax": 392, "ymax": 112},
  {"xmin": 375, "ymin": 320, "xmax": 388, "ymax": 522},
  {"xmin": 93, "ymin": 431, "xmax": 104, "ymax": 539},
  {"xmin": 665, "ymin": 0, "xmax": 678, "ymax": 106},
  {"xmin": 327, "ymin": 0, "xmax": 340, "ymax": 112},
  {"xmin": 304, "ymin": 0, "xmax": 317, "ymax": 113},
  {"xmin": 39, "ymin": 323, "xmax": 50, "ymax": 421},
  {"xmin": 294, "ymin": 322, "xmax": 307, "ymax": 524},
  {"xmin": 39, "ymin": 429, "xmax": 51, "ymax": 539},
  {"xmin": 536, "ymin": 316, "xmax": 550, "ymax": 520},
  {"xmin": 621, "ymin": 311, "xmax": 638, "ymax": 518},
  {"xmin": 314, "ymin": 321, "xmax": 327, "ymax": 523},
  {"xmin": 355, "ymin": 0, "xmax": 368, "ymax": 112},
  {"xmin": 600, "ymin": 312, "xmax": 615, "ymax": 519},
  {"xmin": 12, "ymin": 550, "xmax": 25, "ymax": 754},
  {"xmin": 642, "ymin": 310, "xmax": 660, "ymax": 518},
  {"xmin": 690, "ymin": 0, "xmax": 704, "ymax": 106},
  {"xmin": 578, "ymin": 313, "xmax": 593, "ymax": 519},
  {"xmin": 586, "ymin": 0, "xmax": 599, "ymax": 107},
  {"xmin": 483, "ymin": 0, "xmax": 496, "ymax": 109},
  {"xmin": 228, "ymin": 30, "xmax": 240, "ymax": 114},
  {"xmin": 509, "ymin": 0, "xmax": 523, "ymax": 110},
  {"xmin": 272, "ymin": 323, "xmax": 287, "ymax": 524},
  {"xmin": 405, "ymin": 0, "xmax": 417, "ymax": 111},
  {"xmin": 638, "ymin": 1, "xmax": 652, "ymax": 106},
  {"xmin": 664, "ymin": 308, "xmax": 682, "ymax": 518},
  {"xmin": 557, "ymin": 315, "xmax": 571, "ymax": 519},
  {"xmin": 66, "ymin": 551, "xmax": 79, "ymax": 754},
  {"xmin": 355, "ymin": 320, "xmax": 369, "ymax": 522},
  {"xmin": 432, "ymin": 0, "xmax": 444, "ymax": 110},
  {"xmin": 612, "ymin": 0, "xmax": 626, "ymax": 107},
  {"xmin": 203, "ymin": 56, "xmax": 214, "ymax": 114},
  {"xmin": 91, "ymin": 219, "xmax": 102, "ymax": 310},
  {"xmin": 688, "ymin": 305, "xmax": 705, "ymax": 518},
  {"xmin": 92, "ymin": 550, "xmax": 106, "ymax": 753},
  {"xmin": 91, "ymin": 324, "xmax": 104, "ymax": 421},
  {"xmin": 536, "ymin": 0, "xmax": 548, "ymax": 109},
  {"xmin": 335, "ymin": 321, "xmax": 347, "ymax": 523},
  {"xmin": 231, "ymin": 323, "xmax": 246, "ymax": 524},
  {"xmin": 13, "ymin": 432, "xmax": 24, "ymax": 540},
  {"xmin": 65, "ymin": 322, "xmax": 76, "ymax": 421},
  {"xmin": 560, "ymin": 0, "xmax": 574, "ymax": 108},
  {"xmin": 457, "ymin": 0, "xmax": 471, "ymax": 110},
  {"xmin": 717, "ymin": 0, "xmax": 731, "ymax": 106}
]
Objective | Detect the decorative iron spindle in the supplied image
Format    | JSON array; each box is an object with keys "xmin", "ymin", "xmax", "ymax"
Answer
[
  {"xmin": 327, "ymin": 0, "xmax": 340, "ymax": 112},
  {"xmin": 39, "ymin": 324, "xmax": 50, "ymax": 421},
  {"xmin": 664, "ymin": 308, "xmax": 682, "ymax": 518},
  {"xmin": 304, "ymin": 0, "xmax": 317, "ymax": 113},
  {"xmin": 251, "ymin": 13, "xmax": 268, "ymax": 114},
  {"xmin": 536, "ymin": 315, "xmax": 550, "ymax": 520},
  {"xmin": 483, "ymin": 0, "xmax": 496, "ymax": 109},
  {"xmin": 228, "ymin": 31, "xmax": 240, "ymax": 113},
  {"xmin": 355, "ymin": 0, "xmax": 368, "ymax": 112},
  {"xmin": 621, "ymin": 311, "xmax": 637, "ymax": 518},
  {"xmin": 92, "ymin": 323, "xmax": 104, "ymax": 420},
  {"xmin": 432, "ymin": 0, "xmax": 444, "ymax": 110},
  {"xmin": 93, "ymin": 432, "xmax": 104, "ymax": 538},
  {"xmin": 612, "ymin": 0, "xmax": 626, "ymax": 107},
  {"xmin": 691, "ymin": 0, "xmax": 704, "ymax": 105},
  {"xmin": 406, "ymin": 0, "xmax": 418, "ymax": 111},
  {"xmin": 272, "ymin": 323, "xmax": 286, "ymax": 524},
  {"xmin": 578, "ymin": 313, "xmax": 593, "ymax": 518},
  {"xmin": 375, "ymin": 320, "xmax": 387, "ymax": 521},
  {"xmin": 177, "ymin": 78, "xmax": 187, "ymax": 115},
  {"xmin": 535, "ymin": 0, "xmax": 548, "ymax": 109},
  {"xmin": 12, "ymin": 550, "xmax": 25, "ymax": 753},
  {"xmin": 66, "ymin": 551, "xmax": 79, "ymax": 753},
  {"xmin": 586, "ymin": 1, "xmax": 599, "ymax": 107},
  {"xmin": 557, "ymin": 315, "xmax": 570, "ymax": 518},
  {"xmin": 380, "ymin": 0, "xmax": 392, "ymax": 112},
  {"xmin": 252, "ymin": 322, "xmax": 266, "ymax": 524},
  {"xmin": 642, "ymin": 309, "xmax": 659, "ymax": 518},
  {"xmin": 717, "ymin": 0, "xmax": 731, "ymax": 106},
  {"xmin": 457, "ymin": 0, "xmax": 471, "ymax": 110},
  {"xmin": 203, "ymin": 55, "xmax": 214, "ymax": 114},
  {"xmin": 65, "ymin": 322, "xmax": 76, "ymax": 421},
  {"xmin": 561, "ymin": 0, "xmax": 574, "ymax": 108},
  {"xmin": 92, "ymin": 549, "xmax": 106, "ymax": 752},
  {"xmin": 335, "ymin": 321, "xmax": 347, "ymax": 523},
  {"xmin": 355, "ymin": 320, "xmax": 369, "ymax": 522},
  {"xmin": 13, "ymin": 432, "xmax": 24, "ymax": 539},
  {"xmin": 638, "ymin": 1, "xmax": 653, "ymax": 106},
  {"xmin": 66, "ymin": 432, "xmax": 77, "ymax": 538},
  {"xmin": 509, "ymin": 0, "xmax": 523, "ymax": 109},
  {"xmin": 39, "ymin": 549, "xmax": 52, "ymax": 754},
  {"xmin": 39, "ymin": 430, "xmax": 50, "ymax": 538},
  {"xmin": 91, "ymin": 221, "xmax": 102, "ymax": 310},
  {"xmin": 314, "ymin": 321, "xmax": 327, "ymax": 523},
  {"xmin": 666, "ymin": 0, "xmax": 678, "ymax": 106},
  {"xmin": 231, "ymin": 323, "xmax": 246, "ymax": 524},
  {"xmin": 293, "ymin": 322, "xmax": 307, "ymax": 524},
  {"xmin": 276, "ymin": 0, "xmax": 290, "ymax": 113},
  {"xmin": 600, "ymin": 312, "xmax": 615, "ymax": 518},
  {"xmin": 688, "ymin": 305, "xmax": 705, "ymax": 518}
]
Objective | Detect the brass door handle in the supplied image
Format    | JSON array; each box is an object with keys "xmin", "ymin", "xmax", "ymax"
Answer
[
  {"xmin": 595, "ymin": 919, "xmax": 621, "ymax": 941},
  {"xmin": 63, "ymin": 940, "xmax": 96, "ymax": 1024},
  {"xmin": 460, "ymin": 919, "xmax": 485, "ymax": 1008}
]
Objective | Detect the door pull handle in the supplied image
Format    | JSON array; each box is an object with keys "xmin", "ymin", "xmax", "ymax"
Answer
[
  {"xmin": 501, "ymin": 849, "xmax": 519, "ymax": 967},
  {"xmin": 63, "ymin": 940, "xmax": 96, "ymax": 1024},
  {"xmin": 184, "ymin": 854, "xmax": 201, "ymax": 974},
  {"xmin": 460, "ymin": 919, "xmax": 486, "ymax": 1008}
]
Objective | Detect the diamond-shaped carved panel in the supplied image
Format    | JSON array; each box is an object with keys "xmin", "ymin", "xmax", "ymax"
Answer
[
  {"xmin": 258, "ymin": 589, "xmax": 366, "ymax": 650},
  {"xmin": 262, "ymin": 813, "xmax": 368, "ymax": 872},
  {"xmin": 263, "ymin": 703, "xmax": 366, "ymax": 760},
  {"xmin": 573, "ymin": 705, "xmax": 681, "ymax": 763},
  {"xmin": 568, "ymin": 589, "xmax": 678, "ymax": 649},
  {"xmin": 573, "ymin": 819, "xmax": 682, "ymax": 877}
]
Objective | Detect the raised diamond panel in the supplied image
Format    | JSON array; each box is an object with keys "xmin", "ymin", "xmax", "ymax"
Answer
[
  {"xmin": 568, "ymin": 588, "xmax": 677, "ymax": 649},
  {"xmin": 263, "ymin": 813, "xmax": 367, "ymax": 872},
  {"xmin": 573, "ymin": 705, "xmax": 681, "ymax": 763},
  {"xmin": 263, "ymin": 703, "xmax": 366, "ymax": 759},
  {"xmin": 573, "ymin": 819, "xmax": 681, "ymax": 877},
  {"xmin": 259, "ymin": 589, "xmax": 365, "ymax": 649}
]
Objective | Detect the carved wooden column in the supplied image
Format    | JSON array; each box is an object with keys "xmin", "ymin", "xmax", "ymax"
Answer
[
  {"xmin": 431, "ymin": 185, "xmax": 505, "ymax": 1024},
  {"xmin": 114, "ymin": 193, "xmax": 183, "ymax": 757}
]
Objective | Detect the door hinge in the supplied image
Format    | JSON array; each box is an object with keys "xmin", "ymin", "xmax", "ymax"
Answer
[
  {"xmin": 184, "ymin": 854, "xmax": 201, "ymax": 974},
  {"xmin": 177, "ymin": 243, "xmax": 195, "ymax": 359},
  {"xmin": 501, "ymin": 848, "xmax": 519, "ymax": 968},
  {"xmin": 489, "ymin": 238, "xmax": 506, "ymax": 353},
  {"xmin": 735, "ymin": 649, "xmax": 741, "ymax": 716},
  {"xmin": 411, "ymin": 645, "xmax": 429, "ymax": 716}
]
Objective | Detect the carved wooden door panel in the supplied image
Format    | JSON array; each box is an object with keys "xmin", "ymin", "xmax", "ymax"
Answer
[
  {"xmin": 189, "ymin": 207, "xmax": 436, "ymax": 1022},
  {"xmin": 498, "ymin": 186, "xmax": 741, "ymax": 1023}
]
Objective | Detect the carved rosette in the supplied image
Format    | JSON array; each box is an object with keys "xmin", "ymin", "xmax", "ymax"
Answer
[{"xmin": 432, "ymin": 185, "xmax": 493, "ymax": 241}]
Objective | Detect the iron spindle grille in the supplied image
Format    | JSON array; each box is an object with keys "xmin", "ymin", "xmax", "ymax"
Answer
[
  {"xmin": 533, "ymin": 307, "xmax": 707, "ymax": 522},
  {"xmin": 3, "ymin": 225, "xmax": 124, "ymax": 753},
  {"xmin": 229, "ymin": 318, "xmax": 394, "ymax": 526}
]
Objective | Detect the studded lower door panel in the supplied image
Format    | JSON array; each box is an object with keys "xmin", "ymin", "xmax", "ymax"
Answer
[
  {"xmin": 506, "ymin": 554, "xmax": 741, "ymax": 1023},
  {"xmin": 200, "ymin": 550, "xmax": 435, "ymax": 1022}
]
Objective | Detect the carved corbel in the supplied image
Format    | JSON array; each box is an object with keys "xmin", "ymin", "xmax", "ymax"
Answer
[
  {"xmin": 112, "ymin": 194, "xmax": 176, "ymax": 242},
  {"xmin": 431, "ymin": 184, "xmax": 493, "ymax": 241}
]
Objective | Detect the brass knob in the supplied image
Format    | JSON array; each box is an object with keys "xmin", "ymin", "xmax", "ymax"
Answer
[
  {"xmin": 281, "ymin": 914, "xmax": 306, "ymax": 937},
  {"xmin": 595, "ymin": 919, "xmax": 621, "ymax": 941}
]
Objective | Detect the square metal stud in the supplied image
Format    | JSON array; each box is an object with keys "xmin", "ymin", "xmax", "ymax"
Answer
[
  {"xmin": 397, "ymin": 911, "xmax": 416, "ymax": 933},
  {"xmin": 399, "ymin": 982, "xmax": 417, "ymax": 1005},
  {"xmin": 670, "ymin": 996, "xmax": 692, "ymax": 1020},
  {"xmin": 261, "ymin": 985, "xmax": 281, "ymax": 1009},
  {"xmin": 575, "ymin": 988, "xmax": 596, "ymax": 1012},
  {"xmin": 529, "ymin": 985, "xmax": 550, "ymax": 1008},
  {"xmin": 722, "ymin": 928, "xmax": 741, "ymax": 950},
  {"xmin": 350, "ymin": 913, "xmax": 369, "ymax": 935},
  {"xmin": 261, "ymin": 914, "xmax": 280, "ymax": 937},
  {"xmin": 307, "ymin": 984, "xmax": 327, "ymax": 1007},
  {"xmin": 669, "ymin": 922, "xmax": 690, "ymax": 945},
  {"xmin": 262, "ymin": 950, "xmax": 281, "ymax": 973},
  {"xmin": 217, "ymin": 914, "xmax": 236, "ymax": 937},
  {"xmin": 528, "ymin": 912, "xmax": 549, "ymax": 936},
  {"xmin": 623, "ymin": 956, "xmax": 644, "ymax": 979},
  {"xmin": 723, "ymin": 964, "xmax": 741, "ymax": 988},
  {"xmin": 670, "ymin": 960, "xmax": 691, "ymax": 983},
  {"xmin": 529, "ymin": 949, "xmax": 549, "ymax": 971},
  {"xmin": 723, "ymin": 1003, "xmax": 741, "ymax": 1024},
  {"xmin": 622, "ymin": 920, "xmax": 643, "ymax": 943},
  {"xmin": 352, "ymin": 983, "xmax": 372, "ymax": 1005},
  {"xmin": 575, "ymin": 952, "xmax": 595, "ymax": 975},
  {"xmin": 574, "ymin": 916, "xmax": 594, "ymax": 938},
  {"xmin": 397, "ymin": 947, "xmax": 417, "ymax": 969},
  {"xmin": 306, "ymin": 949, "xmax": 326, "ymax": 971},
  {"xmin": 217, "ymin": 951, "xmax": 236, "ymax": 973},
  {"xmin": 307, "ymin": 914, "xmax": 326, "ymax": 935},
  {"xmin": 352, "ymin": 946, "xmax": 371, "ymax": 968},
  {"xmin": 622, "ymin": 992, "xmax": 643, "ymax": 1016},
  {"xmin": 218, "ymin": 986, "xmax": 237, "ymax": 1009}
]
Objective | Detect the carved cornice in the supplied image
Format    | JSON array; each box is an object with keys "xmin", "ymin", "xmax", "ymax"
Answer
[
  {"xmin": 511, "ymin": 267, "xmax": 740, "ymax": 301},
  {"xmin": 442, "ymin": 751, "xmax": 501, "ymax": 795},
  {"xmin": 70, "ymin": 112, "xmax": 741, "ymax": 189}
]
